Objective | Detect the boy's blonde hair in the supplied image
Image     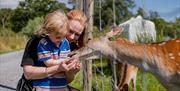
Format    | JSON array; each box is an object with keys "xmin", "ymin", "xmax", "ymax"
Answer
[{"xmin": 38, "ymin": 10, "xmax": 68, "ymax": 36}]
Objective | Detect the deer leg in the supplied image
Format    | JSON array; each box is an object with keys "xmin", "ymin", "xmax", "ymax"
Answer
[
  {"xmin": 117, "ymin": 63, "xmax": 138, "ymax": 91},
  {"xmin": 117, "ymin": 63, "xmax": 129, "ymax": 91},
  {"xmin": 131, "ymin": 65, "xmax": 138, "ymax": 91}
]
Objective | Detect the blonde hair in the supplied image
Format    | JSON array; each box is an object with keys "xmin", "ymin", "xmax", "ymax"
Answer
[
  {"xmin": 38, "ymin": 9, "xmax": 68, "ymax": 36},
  {"xmin": 67, "ymin": 10, "xmax": 87, "ymax": 48}
]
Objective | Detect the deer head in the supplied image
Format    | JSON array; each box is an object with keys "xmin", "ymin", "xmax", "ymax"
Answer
[{"xmin": 70, "ymin": 27, "xmax": 124, "ymax": 61}]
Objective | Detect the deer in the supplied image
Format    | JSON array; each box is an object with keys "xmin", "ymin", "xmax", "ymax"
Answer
[
  {"xmin": 71, "ymin": 27, "xmax": 180, "ymax": 91},
  {"xmin": 104, "ymin": 27, "xmax": 138, "ymax": 91}
]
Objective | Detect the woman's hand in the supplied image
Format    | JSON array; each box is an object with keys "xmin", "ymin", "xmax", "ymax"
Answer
[
  {"xmin": 57, "ymin": 58, "xmax": 77, "ymax": 72},
  {"xmin": 65, "ymin": 59, "xmax": 81, "ymax": 83}
]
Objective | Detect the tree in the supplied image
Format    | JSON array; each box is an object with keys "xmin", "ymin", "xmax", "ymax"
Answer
[
  {"xmin": 136, "ymin": 7, "xmax": 149, "ymax": 19},
  {"xmin": 173, "ymin": 18, "xmax": 180, "ymax": 38},
  {"xmin": 149, "ymin": 11, "xmax": 160, "ymax": 19},
  {"xmin": 11, "ymin": 0, "xmax": 69, "ymax": 32},
  {"xmin": 0, "ymin": 9, "xmax": 14, "ymax": 29},
  {"xmin": 149, "ymin": 11, "xmax": 180, "ymax": 39},
  {"xmin": 93, "ymin": 0, "xmax": 135, "ymax": 29},
  {"xmin": 21, "ymin": 16, "xmax": 43, "ymax": 37},
  {"xmin": 166, "ymin": 18, "xmax": 180, "ymax": 38}
]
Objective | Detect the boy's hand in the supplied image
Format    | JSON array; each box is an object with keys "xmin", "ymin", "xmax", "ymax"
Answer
[
  {"xmin": 57, "ymin": 58, "xmax": 76, "ymax": 72},
  {"xmin": 69, "ymin": 59, "xmax": 81, "ymax": 74}
]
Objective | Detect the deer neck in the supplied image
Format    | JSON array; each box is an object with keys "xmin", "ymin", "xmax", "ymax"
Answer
[{"xmin": 109, "ymin": 39, "xmax": 162, "ymax": 72}]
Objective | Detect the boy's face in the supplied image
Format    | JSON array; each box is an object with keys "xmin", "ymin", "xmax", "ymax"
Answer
[
  {"xmin": 49, "ymin": 32, "xmax": 65, "ymax": 46},
  {"xmin": 49, "ymin": 26, "xmax": 67, "ymax": 46},
  {"xmin": 66, "ymin": 20, "xmax": 84, "ymax": 42}
]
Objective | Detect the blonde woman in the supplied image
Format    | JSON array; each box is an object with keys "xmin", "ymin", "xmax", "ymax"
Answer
[{"xmin": 16, "ymin": 10, "xmax": 87, "ymax": 91}]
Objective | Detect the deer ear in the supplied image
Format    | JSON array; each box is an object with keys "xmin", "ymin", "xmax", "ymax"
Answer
[
  {"xmin": 113, "ymin": 26, "xmax": 124, "ymax": 35},
  {"xmin": 105, "ymin": 26, "xmax": 124, "ymax": 38}
]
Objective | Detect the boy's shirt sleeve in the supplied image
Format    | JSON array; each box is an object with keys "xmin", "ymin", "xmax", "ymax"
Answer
[{"xmin": 37, "ymin": 39, "xmax": 51, "ymax": 62}]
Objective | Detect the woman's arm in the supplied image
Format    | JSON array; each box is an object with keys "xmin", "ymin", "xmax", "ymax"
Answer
[
  {"xmin": 23, "ymin": 64, "xmax": 61, "ymax": 80},
  {"xmin": 65, "ymin": 71, "xmax": 76, "ymax": 83},
  {"xmin": 23, "ymin": 58, "xmax": 78, "ymax": 80}
]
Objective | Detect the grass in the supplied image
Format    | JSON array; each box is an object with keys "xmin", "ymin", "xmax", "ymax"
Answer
[
  {"xmin": 70, "ymin": 60, "xmax": 166, "ymax": 91},
  {"xmin": 0, "ymin": 28, "xmax": 28, "ymax": 54}
]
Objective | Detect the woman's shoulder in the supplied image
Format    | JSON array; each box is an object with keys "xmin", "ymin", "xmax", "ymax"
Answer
[
  {"xmin": 38, "ymin": 36, "xmax": 49, "ymax": 45},
  {"xmin": 29, "ymin": 35, "xmax": 45, "ymax": 42},
  {"xmin": 27, "ymin": 35, "xmax": 47, "ymax": 46}
]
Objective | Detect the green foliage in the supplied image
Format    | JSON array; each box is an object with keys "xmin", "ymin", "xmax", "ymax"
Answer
[
  {"xmin": 174, "ymin": 18, "xmax": 180, "ymax": 38},
  {"xmin": 11, "ymin": 0, "xmax": 69, "ymax": 32},
  {"xmin": 11, "ymin": 8, "xmax": 32, "ymax": 32},
  {"xmin": 149, "ymin": 11, "xmax": 160, "ymax": 19},
  {"xmin": 136, "ymin": 7, "xmax": 149, "ymax": 18},
  {"xmin": 0, "ymin": 9, "xmax": 14, "ymax": 28},
  {"xmin": 21, "ymin": 16, "xmax": 44, "ymax": 37},
  {"xmin": 149, "ymin": 17, "xmax": 167, "ymax": 41},
  {"xmin": 93, "ymin": 0, "xmax": 135, "ymax": 28},
  {"xmin": 92, "ymin": 26, "xmax": 110, "ymax": 38}
]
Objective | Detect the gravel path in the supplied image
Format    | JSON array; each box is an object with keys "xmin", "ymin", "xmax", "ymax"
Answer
[{"xmin": 0, "ymin": 50, "xmax": 24, "ymax": 91}]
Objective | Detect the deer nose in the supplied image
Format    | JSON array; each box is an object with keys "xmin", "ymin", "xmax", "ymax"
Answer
[{"xmin": 88, "ymin": 38, "xmax": 92, "ymax": 41}]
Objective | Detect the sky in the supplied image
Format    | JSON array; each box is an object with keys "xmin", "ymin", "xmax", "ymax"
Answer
[
  {"xmin": 132, "ymin": 0, "xmax": 180, "ymax": 21},
  {"xmin": 0, "ymin": 0, "xmax": 179, "ymax": 21}
]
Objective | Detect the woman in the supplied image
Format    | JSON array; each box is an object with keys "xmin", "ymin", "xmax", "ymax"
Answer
[{"xmin": 16, "ymin": 9, "xmax": 87, "ymax": 91}]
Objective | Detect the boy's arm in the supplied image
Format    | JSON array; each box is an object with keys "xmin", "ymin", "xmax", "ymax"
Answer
[
  {"xmin": 44, "ymin": 59, "xmax": 62, "ymax": 67},
  {"xmin": 65, "ymin": 71, "xmax": 75, "ymax": 83},
  {"xmin": 44, "ymin": 57, "xmax": 72, "ymax": 67}
]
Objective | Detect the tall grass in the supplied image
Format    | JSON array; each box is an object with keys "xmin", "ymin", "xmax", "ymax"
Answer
[
  {"xmin": 0, "ymin": 28, "xmax": 28, "ymax": 53},
  {"xmin": 70, "ymin": 60, "xmax": 166, "ymax": 91}
]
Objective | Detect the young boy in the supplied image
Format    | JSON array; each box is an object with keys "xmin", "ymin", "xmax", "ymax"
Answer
[{"xmin": 34, "ymin": 10, "xmax": 78, "ymax": 91}]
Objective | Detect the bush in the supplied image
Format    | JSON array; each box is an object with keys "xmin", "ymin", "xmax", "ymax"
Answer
[{"xmin": 21, "ymin": 16, "xmax": 44, "ymax": 37}]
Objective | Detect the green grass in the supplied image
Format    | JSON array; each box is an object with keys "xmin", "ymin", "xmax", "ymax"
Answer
[
  {"xmin": 70, "ymin": 60, "xmax": 166, "ymax": 91},
  {"xmin": 0, "ymin": 28, "xmax": 28, "ymax": 53}
]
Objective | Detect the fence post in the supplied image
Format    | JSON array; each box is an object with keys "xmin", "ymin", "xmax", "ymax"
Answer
[{"xmin": 76, "ymin": 0, "xmax": 94, "ymax": 91}]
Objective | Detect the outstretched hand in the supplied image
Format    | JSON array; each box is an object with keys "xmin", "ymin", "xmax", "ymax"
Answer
[
  {"xmin": 57, "ymin": 58, "xmax": 80, "ymax": 72},
  {"xmin": 57, "ymin": 58, "xmax": 75, "ymax": 72}
]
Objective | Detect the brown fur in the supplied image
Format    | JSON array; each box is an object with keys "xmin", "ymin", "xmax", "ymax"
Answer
[
  {"xmin": 74, "ymin": 37, "xmax": 180, "ymax": 91},
  {"xmin": 111, "ymin": 38, "xmax": 138, "ymax": 91}
]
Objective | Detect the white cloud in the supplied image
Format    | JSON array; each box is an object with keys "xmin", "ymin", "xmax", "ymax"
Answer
[{"xmin": 0, "ymin": 0, "xmax": 19, "ymax": 9}]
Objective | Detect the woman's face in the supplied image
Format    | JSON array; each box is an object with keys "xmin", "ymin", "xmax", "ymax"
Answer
[{"xmin": 66, "ymin": 20, "xmax": 85, "ymax": 42}]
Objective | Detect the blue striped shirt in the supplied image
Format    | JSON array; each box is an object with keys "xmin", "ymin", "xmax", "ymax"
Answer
[{"xmin": 33, "ymin": 36, "xmax": 70, "ymax": 88}]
